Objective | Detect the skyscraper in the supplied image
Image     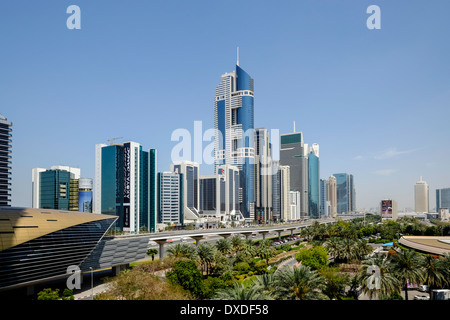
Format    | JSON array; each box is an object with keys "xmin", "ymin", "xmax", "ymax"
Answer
[
  {"xmin": 436, "ymin": 187, "xmax": 450, "ymax": 212},
  {"xmin": 158, "ymin": 171, "xmax": 183, "ymax": 225},
  {"xmin": 95, "ymin": 142, "xmax": 157, "ymax": 233},
  {"xmin": 320, "ymin": 179, "xmax": 327, "ymax": 217},
  {"xmin": 171, "ymin": 160, "xmax": 200, "ymax": 221},
  {"xmin": 32, "ymin": 166, "xmax": 81, "ymax": 211},
  {"xmin": 333, "ymin": 173, "xmax": 355, "ymax": 214},
  {"xmin": 326, "ymin": 176, "xmax": 337, "ymax": 218},
  {"xmin": 280, "ymin": 131, "xmax": 309, "ymax": 217},
  {"xmin": 0, "ymin": 114, "xmax": 12, "ymax": 206},
  {"xmin": 254, "ymin": 128, "xmax": 272, "ymax": 223},
  {"xmin": 214, "ymin": 59, "xmax": 255, "ymax": 219},
  {"xmin": 414, "ymin": 177, "xmax": 429, "ymax": 213},
  {"xmin": 308, "ymin": 146, "xmax": 320, "ymax": 219},
  {"xmin": 200, "ymin": 164, "xmax": 241, "ymax": 223}
]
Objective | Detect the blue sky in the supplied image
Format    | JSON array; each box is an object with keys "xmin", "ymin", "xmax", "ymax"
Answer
[{"xmin": 1, "ymin": 0, "xmax": 449, "ymax": 211}]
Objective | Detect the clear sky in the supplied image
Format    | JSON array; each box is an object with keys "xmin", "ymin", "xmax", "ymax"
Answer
[{"xmin": 2, "ymin": 0, "xmax": 449, "ymax": 211}]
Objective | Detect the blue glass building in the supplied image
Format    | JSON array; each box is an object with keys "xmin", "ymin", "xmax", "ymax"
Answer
[
  {"xmin": 308, "ymin": 152, "xmax": 320, "ymax": 219},
  {"xmin": 214, "ymin": 61, "xmax": 255, "ymax": 219},
  {"xmin": 98, "ymin": 142, "xmax": 157, "ymax": 233},
  {"xmin": 436, "ymin": 187, "xmax": 450, "ymax": 212},
  {"xmin": 334, "ymin": 173, "xmax": 355, "ymax": 214}
]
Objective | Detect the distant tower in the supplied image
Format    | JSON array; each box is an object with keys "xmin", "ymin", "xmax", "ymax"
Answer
[
  {"xmin": 414, "ymin": 177, "xmax": 429, "ymax": 213},
  {"xmin": 0, "ymin": 114, "xmax": 12, "ymax": 206}
]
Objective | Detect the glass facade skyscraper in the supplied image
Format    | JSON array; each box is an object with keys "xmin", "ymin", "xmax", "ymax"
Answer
[
  {"xmin": 436, "ymin": 187, "xmax": 450, "ymax": 212},
  {"xmin": 214, "ymin": 61, "xmax": 254, "ymax": 219},
  {"xmin": 280, "ymin": 132, "xmax": 309, "ymax": 217},
  {"xmin": 308, "ymin": 150, "xmax": 319, "ymax": 219},
  {"xmin": 0, "ymin": 114, "xmax": 12, "ymax": 206},
  {"xmin": 96, "ymin": 142, "xmax": 157, "ymax": 233},
  {"xmin": 334, "ymin": 173, "xmax": 355, "ymax": 214}
]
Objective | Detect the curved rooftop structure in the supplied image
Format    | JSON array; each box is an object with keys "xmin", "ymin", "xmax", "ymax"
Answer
[
  {"xmin": 0, "ymin": 207, "xmax": 117, "ymax": 290},
  {"xmin": 398, "ymin": 236, "xmax": 450, "ymax": 256}
]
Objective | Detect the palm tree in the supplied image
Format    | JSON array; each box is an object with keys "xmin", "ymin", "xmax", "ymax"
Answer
[
  {"xmin": 166, "ymin": 243, "xmax": 197, "ymax": 259},
  {"xmin": 274, "ymin": 265, "xmax": 328, "ymax": 300},
  {"xmin": 324, "ymin": 237, "xmax": 341, "ymax": 262},
  {"xmin": 354, "ymin": 239, "xmax": 374, "ymax": 260},
  {"xmin": 389, "ymin": 249, "xmax": 424, "ymax": 300},
  {"xmin": 358, "ymin": 256, "xmax": 401, "ymax": 300},
  {"xmin": 214, "ymin": 282, "xmax": 272, "ymax": 300},
  {"xmin": 215, "ymin": 238, "xmax": 232, "ymax": 255},
  {"xmin": 256, "ymin": 239, "xmax": 275, "ymax": 264},
  {"xmin": 252, "ymin": 273, "xmax": 276, "ymax": 298},
  {"xmin": 337, "ymin": 238, "xmax": 356, "ymax": 263},
  {"xmin": 196, "ymin": 242, "xmax": 216, "ymax": 275},
  {"xmin": 419, "ymin": 254, "xmax": 448, "ymax": 300},
  {"xmin": 146, "ymin": 248, "xmax": 158, "ymax": 261},
  {"xmin": 441, "ymin": 253, "xmax": 450, "ymax": 287},
  {"xmin": 230, "ymin": 235, "xmax": 245, "ymax": 253}
]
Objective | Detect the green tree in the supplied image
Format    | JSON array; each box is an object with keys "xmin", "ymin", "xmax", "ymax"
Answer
[
  {"xmin": 166, "ymin": 259, "xmax": 205, "ymax": 298},
  {"xmin": 353, "ymin": 239, "xmax": 373, "ymax": 260},
  {"xmin": 419, "ymin": 254, "xmax": 448, "ymax": 300},
  {"xmin": 61, "ymin": 288, "xmax": 74, "ymax": 300},
  {"xmin": 214, "ymin": 281, "xmax": 271, "ymax": 300},
  {"xmin": 37, "ymin": 288, "xmax": 61, "ymax": 300},
  {"xmin": 147, "ymin": 248, "xmax": 158, "ymax": 261},
  {"xmin": 174, "ymin": 243, "xmax": 198, "ymax": 259},
  {"xmin": 358, "ymin": 256, "xmax": 401, "ymax": 300},
  {"xmin": 196, "ymin": 242, "xmax": 216, "ymax": 275},
  {"xmin": 252, "ymin": 273, "xmax": 276, "ymax": 298},
  {"xmin": 258, "ymin": 240, "xmax": 276, "ymax": 264},
  {"xmin": 389, "ymin": 249, "xmax": 424, "ymax": 300},
  {"xmin": 319, "ymin": 267, "xmax": 350, "ymax": 300},
  {"xmin": 324, "ymin": 237, "xmax": 341, "ymax": 262},
  {"xmin": 274, "ymin": 265, "xmax": 328, "ymax": 300},
  {"xmin": 215, "ymin": 238, "xmax": 232, "ymax": 255},
  {"xmin": 295, "ymin": 246, "xmax": 329, "ymax": 270}
]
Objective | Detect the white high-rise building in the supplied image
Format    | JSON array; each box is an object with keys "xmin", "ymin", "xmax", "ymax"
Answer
[
  {"xmin": 94, "ymin": 143, "xmax": 107, "ymax": 214},
  {"xmin": 415, "ymin": 177, "xmax": 429, "ymax": 213},
  {"xmin": 289, "ymin": 191, "xmax": 301, "ymax": 221},
  {"xmin": 171, "ymin": 160, "xmax": 200, "ymax": 221},
  {"xmin": 327, "ymin": 176, "xmax": 337, "ymax": 218},
  {"xmin": 279, "ymin": 165, "xmax": 290, "ymax": 222},
  {"xmin": 200, "ymin": 164, "xmax": 241, "ymax": 223},
  {"xmin": 158, "ymin": 171, "xmax": 183, "ymax": 224}
]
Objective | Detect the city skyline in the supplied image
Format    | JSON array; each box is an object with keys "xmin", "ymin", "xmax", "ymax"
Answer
[{"xmin": 2, "ymin": 1, "xmax": 450, "ymax": 211}]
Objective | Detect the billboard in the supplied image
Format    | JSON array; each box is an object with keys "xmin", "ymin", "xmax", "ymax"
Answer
[
  {"xmin": 78, "ymin": 190, "xmax": 92, "ymax": 212},
  {"xmin": 381, "ymin": 199, "xmax": 393, "ymax": 218}
]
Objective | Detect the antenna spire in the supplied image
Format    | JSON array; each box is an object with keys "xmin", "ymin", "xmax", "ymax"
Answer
[
  {"xmin": 237, "ymin": 47, "xmax": 239, "ymax": 66},
  {"xmin": 294, "ymin": 121, "xmax": 296, "ymax": 132}
]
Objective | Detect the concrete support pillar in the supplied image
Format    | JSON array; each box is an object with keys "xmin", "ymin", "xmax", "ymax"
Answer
[
  {"xmin": 190, "ymin": 236, "xmax": 204, "ymax": 246},
  {"xmin": 241, "ymin": 232, "xmax": 253, "ymax": 239},
  {"xmin": 154, "ymin": 239, "xmax": 167, "ymax": 259},
  {"xmin": 276, "ymin": 230, "xmax": 282, "ymax": 240},
  {"xmin": 113, "ymin": 264, "xmax": 130, "ymax": 276},
  {"xmin": 259, "ymin": 231, "xmax": 269, "ymax": 240}
]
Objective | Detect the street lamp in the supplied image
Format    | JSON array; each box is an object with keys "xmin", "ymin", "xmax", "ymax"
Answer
[{"xmin": 89, "ymin": 267, "xmax": 93, "ymax": 300}]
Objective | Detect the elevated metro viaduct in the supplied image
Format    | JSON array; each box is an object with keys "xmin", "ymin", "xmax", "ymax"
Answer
[{"xmin": 0, "ymin": 207, "xmax": 353, "ymax": 294}]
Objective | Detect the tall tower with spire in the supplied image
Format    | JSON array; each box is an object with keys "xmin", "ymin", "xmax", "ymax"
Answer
[{"xmin": 214, "ymin": 52, "xmax": 255, "ymax": 219}]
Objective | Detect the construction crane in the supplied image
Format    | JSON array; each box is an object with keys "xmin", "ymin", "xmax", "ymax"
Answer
[{"xmin": 107, "ymin": 137, "xmax": 123, "ymax": 146}]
